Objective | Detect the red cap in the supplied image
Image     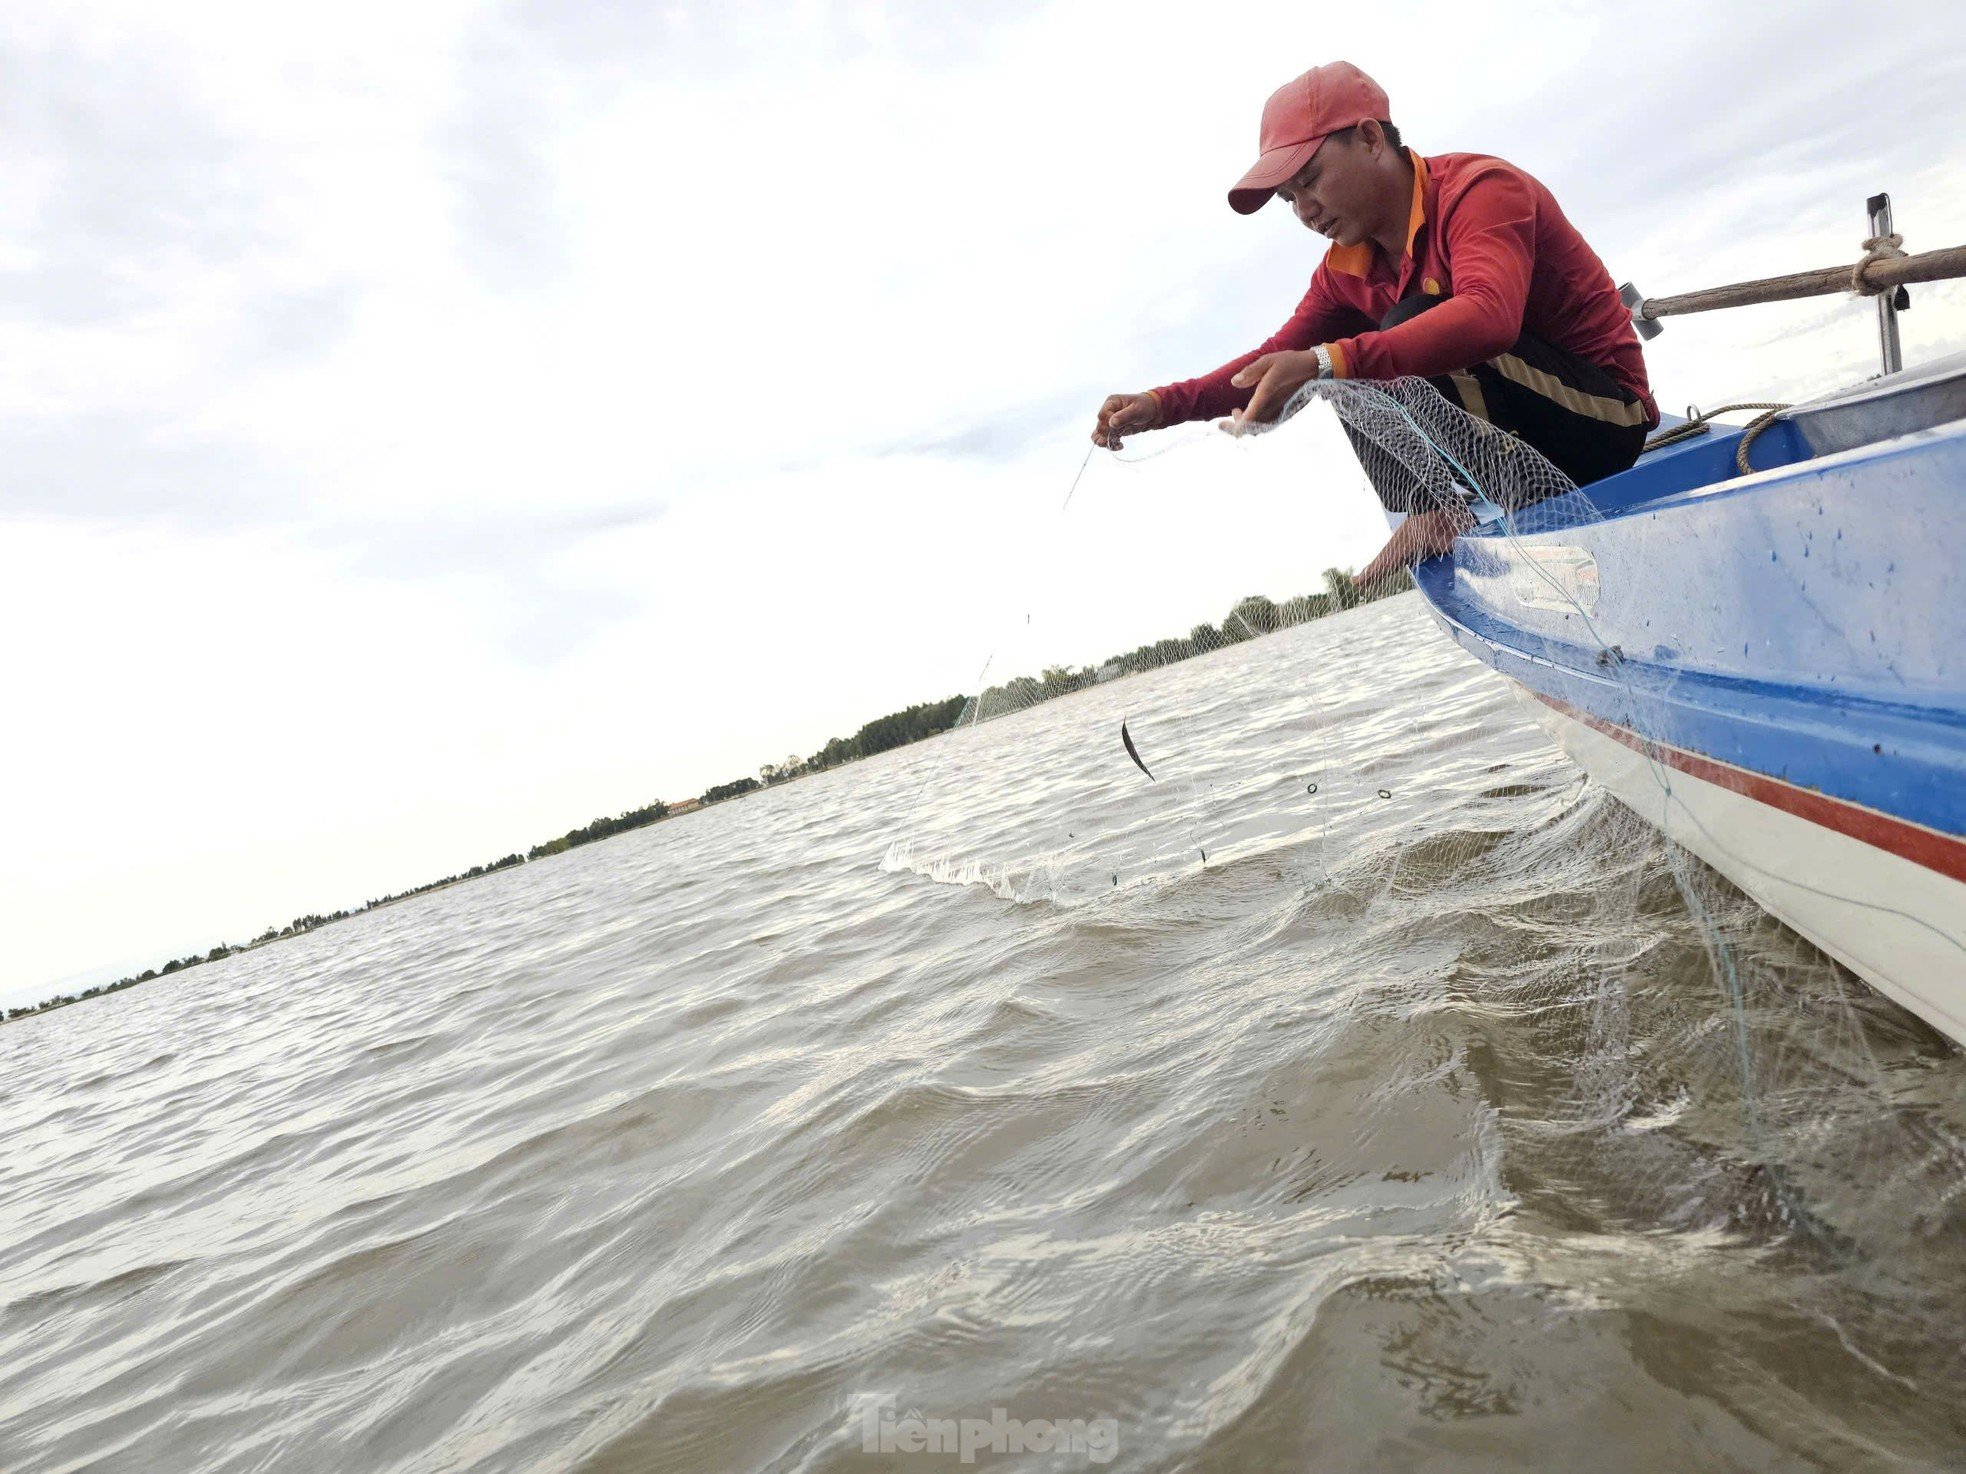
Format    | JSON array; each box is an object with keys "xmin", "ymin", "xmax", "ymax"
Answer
[{"xmin": 1228, "ymin": 62, "xmax": 1390, "ymax": 215}]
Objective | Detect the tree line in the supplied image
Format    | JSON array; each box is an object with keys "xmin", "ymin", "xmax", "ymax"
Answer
[
  {"xmin": 968, "ymin": 568, "xmax": 1398, "ymax": 719},
  {"xmin": 4, "ymin": 566, "xmax": 1405, "ymax": 1025}
]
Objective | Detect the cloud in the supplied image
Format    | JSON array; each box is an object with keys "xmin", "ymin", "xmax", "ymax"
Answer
[
  {"xmin": 317, "ymin": 501, "xmax": 669, "ymax": 665},
  {"xmin": 0, "ymin": 27, "xmax": 266, "ymax": 329},
  {"xmin": 440, "ymin": 19, "xmax": 577, "ymax": 291},
  {"xmin": 1, "ymin": 409, "xmax": 283, "ymax": 525},
  {"xmin": 870, "ymin": 391, "xmax": 1098, "ymax": 463}
]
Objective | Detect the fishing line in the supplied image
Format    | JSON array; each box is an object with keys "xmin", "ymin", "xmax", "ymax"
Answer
[
  {"xmin": 1059, "ymin": 443, "xmax": 1096, "ymax": 512},
  {"xmin": 884, "ymin": 428, "xmax": 1224, "ymax": 889}
]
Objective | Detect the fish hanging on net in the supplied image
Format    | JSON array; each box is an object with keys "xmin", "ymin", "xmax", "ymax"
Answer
[{"xmin": 1120, "ymin": 719, "xmax": 1156, "ymax": 782}]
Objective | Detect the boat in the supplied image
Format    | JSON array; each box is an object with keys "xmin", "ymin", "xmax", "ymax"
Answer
[{"xmin": 1407, "ymin": 204, "xmax": 1966, "ymax": 1047}]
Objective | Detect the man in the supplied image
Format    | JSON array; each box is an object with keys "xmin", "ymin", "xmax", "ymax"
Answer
[{"xmin": 1092, "ymin": 61, "xmax": 1656, "ymax": 583}]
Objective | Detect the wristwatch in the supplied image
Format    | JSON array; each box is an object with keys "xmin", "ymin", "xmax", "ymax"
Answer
[{"xmin": 1312, "ymin": 345, "xmax": 1333, "ymax": 380}]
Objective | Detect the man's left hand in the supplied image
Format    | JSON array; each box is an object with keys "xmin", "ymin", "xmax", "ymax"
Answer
[{"xmin": 1220, "ymin": 349, "xmax": 1322, "ymax": 434}]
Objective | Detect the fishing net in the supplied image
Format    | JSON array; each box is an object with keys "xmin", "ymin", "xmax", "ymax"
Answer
[
  {"xmin": 1272, "ymin": 378, "xmax": 1966, "ymax": 1298},
  {"xmin": 881, "ymin": 371, "xmax": 1966, "ymax": 1432}
]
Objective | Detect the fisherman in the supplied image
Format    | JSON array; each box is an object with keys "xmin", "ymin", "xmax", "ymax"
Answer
[{"xmin": 1092, "ymin": 61, "xmax": 1657, "ymax": 583}]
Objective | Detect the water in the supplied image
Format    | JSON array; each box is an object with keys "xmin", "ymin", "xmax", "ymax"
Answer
[{"xmin": 4, "ymin": 595, "xmax": 1964, "ymax": 1472}]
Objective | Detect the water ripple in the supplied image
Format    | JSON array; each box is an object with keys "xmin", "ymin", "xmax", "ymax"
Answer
[{"xmin": 4, "ymin": 598, "xmax": 1964, "ymax": 1471}]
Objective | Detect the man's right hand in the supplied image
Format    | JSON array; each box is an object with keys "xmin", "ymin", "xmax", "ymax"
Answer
[{"xmin": 1092, "ymin": 391, "xmax": 1160, "ymax": 450}]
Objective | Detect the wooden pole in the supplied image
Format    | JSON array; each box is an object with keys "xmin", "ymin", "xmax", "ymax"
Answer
[{"xmin": 1634, "ymin": 245, "xmax": 1966, "ymax": 321}]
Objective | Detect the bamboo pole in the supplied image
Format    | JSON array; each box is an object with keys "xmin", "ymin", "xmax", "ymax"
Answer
[{"xmin": 1633, "ymin": 244, "xmax": 1966, "ymax": 321}]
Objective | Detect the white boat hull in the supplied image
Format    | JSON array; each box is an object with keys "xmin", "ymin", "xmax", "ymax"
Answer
[{"xmin": 1523, "ymin": 686, "xmax": 1966, "ymax": 1048}]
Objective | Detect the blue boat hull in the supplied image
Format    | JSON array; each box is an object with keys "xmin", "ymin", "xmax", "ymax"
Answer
[{"xmin": 1410, "ymin": 370, "xmax": 1966, "ymax": 1045}]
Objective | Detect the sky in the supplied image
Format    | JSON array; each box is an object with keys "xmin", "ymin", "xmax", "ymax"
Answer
[{"xmin": 4, "ymin": 0, "xmax": 1966, "ymax": 1006}]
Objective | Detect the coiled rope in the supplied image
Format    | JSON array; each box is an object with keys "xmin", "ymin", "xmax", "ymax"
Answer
[{"xmin": 1643, "ymin": 400, "xmax": 1792, "ymax": 473}]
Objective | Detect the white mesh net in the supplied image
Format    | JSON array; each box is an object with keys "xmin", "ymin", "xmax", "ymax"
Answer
[{"xmin": 881, "ymin": 373, "xmax": 1966, "ymax": 1418}]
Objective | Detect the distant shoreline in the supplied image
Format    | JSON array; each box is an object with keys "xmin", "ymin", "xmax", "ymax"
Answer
[{"xmin": 5, "ymin": 567, "xmax": 1404, "ymax": 1026}]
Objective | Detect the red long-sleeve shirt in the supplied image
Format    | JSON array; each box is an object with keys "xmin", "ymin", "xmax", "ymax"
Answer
[{"xmin": 1151, "ymin": 150, "xmax": 1657, "ymax": 427}]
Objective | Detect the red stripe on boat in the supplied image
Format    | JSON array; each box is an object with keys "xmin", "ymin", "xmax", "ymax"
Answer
[{"xmin": 1532, "ymin": 693, "xmax": 1966, "ymax": 886}]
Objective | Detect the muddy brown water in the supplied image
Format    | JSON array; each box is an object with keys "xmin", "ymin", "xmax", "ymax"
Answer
[{"xmin": 4, "ymin": 596, "xmax": 1963, "ymax": 1472}]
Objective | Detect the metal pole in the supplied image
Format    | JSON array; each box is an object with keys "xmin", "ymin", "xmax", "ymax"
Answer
[{"xmin": 1868, "ymin": 193, "xmax": 1904, "ymax": 375}]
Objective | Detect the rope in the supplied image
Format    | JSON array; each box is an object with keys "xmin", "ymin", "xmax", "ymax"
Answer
[
  {"xmin": 1643, "ymin": 400, "xmax": 1792, "ymax": 473},
  {"xmin": 1639, "ymin": 227, "xmax": 1900, "ymax": 474},
  {"xmin": 1853, "ymin": 232, "xmax": 1907, "ymax": 295},
  {"xmin": 1731, "ymin": 405, "xmax": 1789, "ymax": 473}
]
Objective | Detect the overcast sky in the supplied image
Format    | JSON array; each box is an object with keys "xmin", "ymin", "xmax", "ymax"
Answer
[{"xmin": 5, "ymin": 0, "xmax": 1965, "ymax": 1005}]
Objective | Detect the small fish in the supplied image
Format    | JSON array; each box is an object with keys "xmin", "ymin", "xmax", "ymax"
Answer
[{"xmin": 1120, "ymin": 719, "xmax": 1156, "ymax": 782}]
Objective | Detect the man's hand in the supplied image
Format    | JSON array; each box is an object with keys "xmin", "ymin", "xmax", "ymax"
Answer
[
  {"xmin": 1359, "ymin": 507, "xmax": 1471, "ymax": 586},
  {"xmin": 1221, "ymin": 349, "xmax": 1322, "ymax": 434},
  {"xmin": 1092, "ymin": 392, "xmax": 1161, "ymax": 450}
]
